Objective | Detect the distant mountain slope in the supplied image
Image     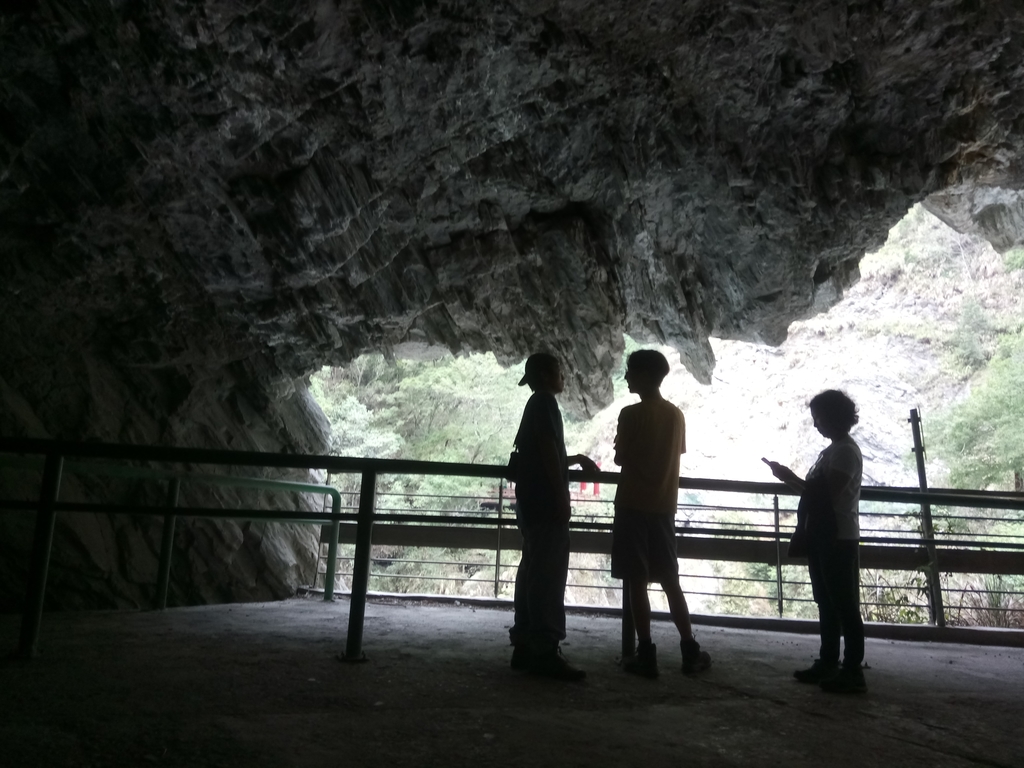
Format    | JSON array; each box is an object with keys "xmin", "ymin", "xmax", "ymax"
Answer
[{"xmin": 585, "ymin": 205, "xmax": 1024, "ymax": 489}]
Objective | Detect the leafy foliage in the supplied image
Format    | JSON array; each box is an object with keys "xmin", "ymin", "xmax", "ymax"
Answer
[
  {"xmin": 1004, "ymin": 247, "xmax": 1024, "ymax": 272},
  {"xmin": 950, "ymin": 298, "xmax": 994, "ymax": 372},
  {"xmin": 310, "ymin": 350, "xmax": 604, "ymax": 510},
  {"xmin": 933, "ymin": 333, "xmax": 1024, "ymax": 489},
  {"xmin": 311, "ymin": 350, "xmax": 602, "ymax": 472},
  {"xmin": 308, "ymin": 206, "xmax": 1024, "ymax": 626},
  {"xmin": 945, "ymin": 573, "xmax": 1024, "ymax": 628},
  {"xmin": 311, "ymin": 352, "xmax": 531, "ymax": 466}
]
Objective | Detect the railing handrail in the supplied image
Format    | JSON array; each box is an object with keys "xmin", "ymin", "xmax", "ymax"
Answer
[
  {"xmin": 4, "ymin": 436, "xmax": 1024, "ymax": 659},
  {"xmin": 2, "ymin": 453, "xmax": 341, "ymax": 511},
  {"xmin": 0, "ymin": 453, "xmax": 342, "ymax": 507},
  {"xmin": 5, "ymin": 436, "xmax": 1024, "ymax": 511},
  {"xmin": 1, "ymin": 439, "xmax": 352, "ymax": 657}
]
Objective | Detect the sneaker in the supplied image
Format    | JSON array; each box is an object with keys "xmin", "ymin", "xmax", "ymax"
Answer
[
  {"xmin": 623, "ymin": 642, "xmax": 659, "ymax": 679},
  {"xmin": 793, "ymin": 659, "xmax": 840, "ymax": 684},
  {"xmin": 510, "ymin": 645, "xmax": 531, "ymax": 671},
  {"xmin": 820, "ymin": 666, "xmax": 867, "ymax": 694},
  {"xmin": 530, "ymin": 647, "xmax": 587, "ymax": 681},
  {"xmin": 681, "ymin": 638, "xmax": 712, "ymax": 675}
]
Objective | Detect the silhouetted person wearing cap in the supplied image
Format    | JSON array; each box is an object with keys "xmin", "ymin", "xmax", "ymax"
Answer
[
  {"xmin": 509, "ymin": 352, "xmax": 598, "ymax": 680},
  {"xmin": 612, "ymin": 350, "xmax": 711, "ymax": 678}
]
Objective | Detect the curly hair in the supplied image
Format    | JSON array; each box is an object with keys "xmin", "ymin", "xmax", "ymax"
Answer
[{"xmin": 808, "ymin": 389, "xmax": 859, "ymax": 434}]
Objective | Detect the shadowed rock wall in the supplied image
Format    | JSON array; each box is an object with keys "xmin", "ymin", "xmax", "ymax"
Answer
[{"xmin": 2, "ymin": 0, "xmax": 1023, "ymax": 608}]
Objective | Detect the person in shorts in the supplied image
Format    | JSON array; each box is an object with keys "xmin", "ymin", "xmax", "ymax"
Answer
[{"xmin": 611, "ymin": 349, "xmax": 711, "ymax": 678}]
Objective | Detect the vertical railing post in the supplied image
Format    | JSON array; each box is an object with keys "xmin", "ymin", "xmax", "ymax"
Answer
[
  {"xmin": 494, "ymin": 479, "xmax": 505, "ymax": 598},
  {"xmin": 909, "ymin": 408, "xmax": 946, "ymax": 627},
  {"xmin": 342, "ymin": 470, "xmax": 376, "ymax": 661},
  {"xmin": 621, "ymin": 580, "xmax": 635, "ymax": 659},
  {"xmin": 155, "ymin": 478, "xmax": 180, "ymax": 610},
  {"xmin": 315, "ymin": 482, "xmax": 330, "ymax": 591},
  {"xmin": 774, "ymin": 494, "xmax": 784, "ymax": 618},
  {"xmin": 323, "ymin": 490, "xmax": 341, "ymax": 602},
  {"xmin": 17, "ymin": 452, "xmax": 64, "ymax": 659}
]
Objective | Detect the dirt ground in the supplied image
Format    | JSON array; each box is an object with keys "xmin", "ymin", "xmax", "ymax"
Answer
[{"xmin": 2, "ymin": 596, "xmax": 1022, "ymax": 768}]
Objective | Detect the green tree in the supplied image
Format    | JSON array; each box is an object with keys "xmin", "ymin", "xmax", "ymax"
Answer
[
  {"xmin": 311, "ymin": 352, "xmax": 537, "ymax": 508},
  {"xmin": 933, "ymin": 333, "xmax": 1024, "ymax": 489},
  {"xmin": 950, "ymin": 298, "xmax": 994, "ymax": 372},
  {"xmin": 1004, "ymin": 246, "xmax": 1024, "ymax": 272},
  {"xmin": 376, "ymin": 354, "xmax": 528, "ymax": 465},
  {"xmin": 309, "ymin": 369, "xmax": 403, "ymax": 458}
]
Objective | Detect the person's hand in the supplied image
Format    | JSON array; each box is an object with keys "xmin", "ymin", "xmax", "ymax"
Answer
[
  {"xmin": 572, "ymin": 455, "xmax": 600, "ymax": 474},
  {"xmin": 765, "ymin": 460, "xmax": 800, "ymax": 486}
]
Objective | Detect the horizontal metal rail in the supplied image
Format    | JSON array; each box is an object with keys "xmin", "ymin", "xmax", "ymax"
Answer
[
  {"xmin": 5, "ymin": 436, "xmax": 1024, "ymax": 509},
  {"xmin": 0, "ymin": 462, "xmax": 347, "ymax": 602},
  {"xmin": 329, "ymin": 521, "xmax": 1024, "ymax": 575},
  {"xmin": 4, "ymin": 436, "xmax": 1024, "ymax": 660},
  {"xmin": 0, "ymin": 445, "xmax": 348, "ymax": 656}
]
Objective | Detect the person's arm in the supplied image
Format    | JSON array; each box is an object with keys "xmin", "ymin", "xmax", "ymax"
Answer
[
  {"xmin": 824, "ymin": 444, "xmax": 861, "ymax": 513},
  {"xmin": 765, "ymin": 460, "xmax": 806, "ymax": 492},
  {"xmin": 824, "ymin": 467, "xmax": 856, "ymax": 510},
  {"xmin": 612, "ymin": 412, "xmax": 631, "ymax": 468},
  {"xmin": 568, "ymin": 454, "xmax": 599, "ymax": 473},
  {"xmin": 537, "ymin": 435, "xmax": 571, "ymax": 522}
]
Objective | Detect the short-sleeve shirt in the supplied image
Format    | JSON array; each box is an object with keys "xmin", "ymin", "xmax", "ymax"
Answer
[
  {"xmin": 806, "ymin": 435, "xmax": 862, "ymax": 540},
  {"xmin": 514, "ymin": 391, "xmax": 568, "ymax": 508},
  {"xmin": 613, "ymin": 397, "xmax": 686, "ymax": 516}
]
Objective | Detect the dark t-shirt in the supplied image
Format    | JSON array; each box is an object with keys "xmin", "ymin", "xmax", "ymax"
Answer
[{"xmin": 514, "ymin": 391, "xmax": 568, "ymax": 515}]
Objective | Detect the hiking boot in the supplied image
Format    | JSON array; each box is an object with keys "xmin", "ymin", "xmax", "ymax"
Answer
[
  {"xmin": 793, "ymin": 659, "xmax": 840, "ymax": 684},
  {"xmin": 820, "ymin": 665, "xmax": 867, "ymax": 694},
  {"xmin": 510, "ymin": 645, "xmax": 531, "ymax": 671},
  {"xmin": 530, "ymin": 647, "xmax": 587, "ymax": 681},
  {"xmin": 623, "ymin": 642, "xmax": 659, "ymax": 679},
  {"xmin": 681, "ymin": 638, "xmax": 712, "ymax": 675}
]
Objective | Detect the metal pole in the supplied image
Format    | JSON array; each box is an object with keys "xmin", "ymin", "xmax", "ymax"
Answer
[
  {"xmin": 342, "ymin": 470, "xmax": 376, "ymax": 661},
  {"xmin": 774, "ymin": 495, "xmax": 784, "ymax": 618},
  {"xmin": 621, "ymin": 580, "xmax": 635, "ymax": 659},
  {"xmin": 155, "ymin": 479, "xmax": 180, "ymax": 610},
  {"xmin": 494, "ymin": 479, "xmax": 504, "ymax": 598},
  {"xmin": 316, "ymin": 483, "xmax": 329, "ymax": 591},
  {"xmin": 323, "ymin": 488, "xmax": 341, "ymax": 602},
  {"xmin": 909, "ymin": 408, "xmax": 946, "ymax": 627},
  {"xmin": 17, "ymin": 452, "xmax": 64, "ymax": 659}
]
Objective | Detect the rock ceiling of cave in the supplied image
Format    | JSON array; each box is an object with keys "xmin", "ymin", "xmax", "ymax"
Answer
[{"xmin": 2, "ymin": 0, "xmax": 1024, "ymax": 416}]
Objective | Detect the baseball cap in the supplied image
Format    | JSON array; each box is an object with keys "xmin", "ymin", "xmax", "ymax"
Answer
[{"xmin": 518, "ymin": 353, "xmax": 558, "ymax": 387}]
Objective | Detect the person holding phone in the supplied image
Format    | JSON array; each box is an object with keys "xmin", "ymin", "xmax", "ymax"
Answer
[{"xmin": 764, "ymin": 389, "xmax": 866, "ymax": 693}]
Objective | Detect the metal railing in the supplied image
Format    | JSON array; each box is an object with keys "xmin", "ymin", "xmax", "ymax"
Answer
[
  {"xmin": 321, "ymin": 483, "xmax": 1024, "ymax": 631},
  {"xmin": 3, "ymin": 436, "xmax": 1024, "ymax": 663},
  {"xmin": 1, "ymin": 454, "xmax": 344, "ymax": 607},
  {"xmin": 0, "ymin": 437, "xmax": 517, "ymax": 659}
]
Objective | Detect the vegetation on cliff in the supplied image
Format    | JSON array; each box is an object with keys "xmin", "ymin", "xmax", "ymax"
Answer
[{"xmin": 310, "ymin": 205, "xmax": 1024, "ymax": 625}]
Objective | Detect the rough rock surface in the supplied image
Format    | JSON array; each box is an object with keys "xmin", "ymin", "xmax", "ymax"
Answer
[
  {"xmin": 925, "ymin": 186, "xmax": 1024, "ymax": 253},
  {"xmin": 2, "ymin": 1, "xmax": 1024, "ymax": 608}
]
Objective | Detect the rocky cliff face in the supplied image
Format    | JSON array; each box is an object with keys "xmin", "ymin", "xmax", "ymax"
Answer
[{"xmin": 2, "ymin": 0, "xmax": 1024, "ymax": 608}]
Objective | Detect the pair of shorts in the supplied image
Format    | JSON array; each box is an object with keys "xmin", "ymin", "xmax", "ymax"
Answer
[{"xmin": 610, "ymin": 506, "xmax": 680, "ymax": 583}]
